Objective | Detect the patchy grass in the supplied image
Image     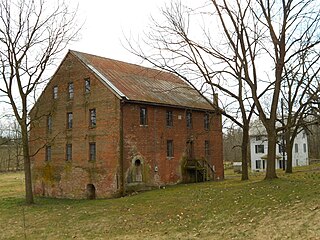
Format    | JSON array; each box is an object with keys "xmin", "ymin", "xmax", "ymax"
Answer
[{"xmin": 1, "ymin": 166, "xmax": 320, "ymax": 240}]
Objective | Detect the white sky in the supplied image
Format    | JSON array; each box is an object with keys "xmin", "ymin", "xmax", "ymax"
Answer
[{"xmin": 67, "ymin": 0, "xmax": 172, "ymax": 64}]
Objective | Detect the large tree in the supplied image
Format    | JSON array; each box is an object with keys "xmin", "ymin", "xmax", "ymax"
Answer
[
  {"xmin": 0, "ymin": 0, "xmax": 79, "ymax": 204},
  {"xmin": 128, "ymin": 0, "xmax": 320, "ymax": 180}
]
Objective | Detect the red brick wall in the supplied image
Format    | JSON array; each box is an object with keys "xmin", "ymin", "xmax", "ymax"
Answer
[
  {"xmin": 30, "ymin": 53, "xmax": 122, "ymax": 198},
  {"xmin": 122, "ymin": 103, "xmax": 224, "ymax": 189}
]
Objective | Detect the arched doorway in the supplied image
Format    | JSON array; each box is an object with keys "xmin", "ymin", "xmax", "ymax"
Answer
[
  {"xmin": 86, "ymin": 184, "xmax": 96, "ymax": 199},
  {"xmin": 134, "ymin": 159, "xmax": 142, "ymax": 182}
]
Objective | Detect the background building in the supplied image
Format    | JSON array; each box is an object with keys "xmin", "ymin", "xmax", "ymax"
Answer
[{"xmin": 249, "ymin": 121, "xmax": 309, "ymax": 172}]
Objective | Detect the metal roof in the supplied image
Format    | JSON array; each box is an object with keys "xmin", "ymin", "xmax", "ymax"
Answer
[{"xmin": 71, "ymin": 50, "xmax": 214, "ymax": 110}]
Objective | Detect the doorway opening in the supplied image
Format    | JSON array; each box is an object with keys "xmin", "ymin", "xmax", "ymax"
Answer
[{"xmin": 86, "ymin": 184, "xmax": 96, "ymax": 199}]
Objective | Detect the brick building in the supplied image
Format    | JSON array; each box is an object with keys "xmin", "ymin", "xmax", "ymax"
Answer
[{"xmin": 30, "ymin": 50, "xmax": 224, "ymax": 199}]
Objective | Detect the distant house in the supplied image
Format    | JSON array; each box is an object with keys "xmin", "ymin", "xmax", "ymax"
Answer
[
  {"xmin": 249, "ymin": 121, "xmax": 309, "ymax": 172},
  {"xmin": 29, "ymin": 50, "xmax": 224, "ymax": 199}
]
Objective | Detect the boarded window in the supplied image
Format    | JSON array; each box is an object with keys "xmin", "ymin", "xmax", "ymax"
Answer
[
  {"xmin": 186, "ymin": 110, "xmax": 192, "ymax": 128},
  {"xmin": 166, "ymin": 110, "xmax": 173, "ymax": 127},
  {"xmin": 167, "ymin": 140, "xmax": 174, "ymax": 158},
  {"xmin": 140, "ymin": 107, "xmax": 147, "ymax": 126},
  {"xmin": 47, "ymin": 115, "xmax": 52, "ymax": 133},
  {"xmin": 53, "ymin": 86, "xmax": 58, "ymax": 99},
  {"xmin": 66, "ymin": 144, "xmax": 72, "ymax": 161},
  {"xmin": 67, "ymin": 112, "xmax": 73, "ymax": 129},
  {"xmin": 45, "ymin": 146, "xmax": 51, "ymax": 161},
  {"xmin": 204, "ymin": 113, "xmax": 210, "ymax": 130},
  {"xmin": 85, "ymin": 78, "xmax": 91, "ymax": 93},
  {"xmin": 68, "ymin": 82, "xmax": 74, "ymax": 99},
  {"xmin": 205, "ymin": 140, "xmax": 210, "ymax": 158},
  {"xmin": 89, "ymin": 109, "xmax": 96, "ymax": 127},
  {"xmin": 89, "ymin": 142, "xmax": 96, "ymax": 161}
]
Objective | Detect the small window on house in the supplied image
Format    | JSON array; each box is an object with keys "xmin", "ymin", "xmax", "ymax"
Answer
[
  {"xmin": 204, "ymin": 113, "xmax": 210, "ymax": 130},
  {"xmin": 186, "ymin": 110, "xmax": 192, "ymax": 128},
  {"xmin": 303, "ymin": 143, "xmax": 306, "ymax": 153},
  {"xmin": 45, "ymin": 146, "xmax": 51, "ymax": 161},
  {"xmin": 255, "ymin": 145, "xmax": 264, "ymax": 154},
  {"xmin": 89, "ymin": 142, "xmax": 96, "ymax": 161},
  {"xmin": 89, "ymin": 109, "xmax": 96, "ymax": 128},
  {"xmin": 167, "ymin": 140, "xmax": 174, "ymax": 158},
  {"xmin": 47, "ymin": 115, "xmax": 52, "ymax": 133},
  {"xmin": 302, "ymin": 132, "xmax": 306, "ymax": 138},
  {"xmin": 67, "ymin": 112, "xmax": 73, "ymax": 129},
  {"xmin": 166, "ymin": 110, "xmax": 173, "ymax": 127},
  {"xmin": 205, "ymin": 140, "xmax": 210, "ymax": 158},
  {"xmin": 68, "ymin": 82, "xmax": 74, "ymax": 99},
  {"xmin": 66, "ymin": 144, "xmax": 72, "ymax": 161},
  {"xmin": 140, "ymin": 107, "xmax": 147, "ymax": 126},
  {"xmin": 85, "ymin": 78, "xmax": 91, "ymax": 93},
  {"xmin": 255, "ymin": 160, "xmax": 261, "ymax": 169},
  {"xmin": 295, "ymin": 143, "xmax": 299, "ymax": 153},
  {"xmin": 53, "ymin": 86, "xmax": 58, "ymax": 99}
]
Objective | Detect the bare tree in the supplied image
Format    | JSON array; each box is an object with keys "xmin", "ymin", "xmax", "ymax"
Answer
[
  {"xmin": 127, "ymin": 0, "xmax": 320, "ymax": 180},
  {"xmin": 280, "ymin": 51, "xmax": 320, "ymax": 173},
  {"xmin": 0, "ymin": 0, "xmax": 80, "ymax": 204},
  {"xmin": 127, "ymin": 2, "xmax": 258, "ymax": 180}
]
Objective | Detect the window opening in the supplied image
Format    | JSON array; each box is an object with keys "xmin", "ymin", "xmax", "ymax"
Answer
[{"xmin": 140, "ymin": 107, "xmax": 147, "ymax": 126}]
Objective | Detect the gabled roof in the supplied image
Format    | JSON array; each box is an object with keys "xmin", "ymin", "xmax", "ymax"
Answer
[{"xmin": 70, "ymin": 50, "xmax": 214, "ymax": 111}]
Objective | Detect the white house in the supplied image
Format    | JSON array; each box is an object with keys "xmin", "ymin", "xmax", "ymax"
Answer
[{"xmin": 249, "ymin": 121, "xmax": 309, "ymax": 172}]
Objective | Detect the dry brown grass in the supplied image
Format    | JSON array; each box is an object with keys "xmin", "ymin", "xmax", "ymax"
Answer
[{"xmin": 0, "ymin": 165, "xmax": 320, "ymax": 239}]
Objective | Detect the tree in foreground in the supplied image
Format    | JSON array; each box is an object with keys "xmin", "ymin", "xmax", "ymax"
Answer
[
  {"xmin": 128, "ymin": 0, "xmax": 320, "ymax": 180},
  {"xmin": 0, "ymin": 0, "xmax": 80, "ymax": 204}
]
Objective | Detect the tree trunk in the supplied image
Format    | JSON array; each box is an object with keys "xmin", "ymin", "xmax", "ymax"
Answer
[
  {"xmin": 21, "ymin": 122, "xmax": 34, "ymax": 204},
  {"xmin": 241, "ymin": 125, "xmax": 249, "ymax": 180},
  {"xmin": 285, "ymin": 133, "xmax": 293, "ymax": 174},
  {"xmin": 265, "ymin": 129, "xmax": 278, "ymax": 179}
]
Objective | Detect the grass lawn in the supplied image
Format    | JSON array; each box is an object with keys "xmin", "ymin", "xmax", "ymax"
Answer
[{"xmin": 1, "ymin": 165, "xmax": 320, "ymax": 240}]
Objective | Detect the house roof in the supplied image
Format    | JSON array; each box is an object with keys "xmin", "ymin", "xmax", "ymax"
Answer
[{"xmin": 71, "ymin": 50, "xmax": 214, "ymax": 111}]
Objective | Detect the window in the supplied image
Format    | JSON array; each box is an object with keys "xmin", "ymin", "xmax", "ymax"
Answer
[
  {"xmin": 256, "ymin": 136, "xmax": 262, "ymax": 141},
  {"xmin": 205, "ymin": 140, "xmax": 210, "ymax": 158},
  {"xmin": 295, "ymin": 143, "xmax": 299, "ymax": 153},
  {"xmin": 186, "ymin": 110, "xmax": 192, "ymax": 128},
  {"xmin": 67, "ymin": 112, "xmax": 73, "ymax": 129},
  {"xmin": 303, "ymin": 132, "xmax": 306, "ymax": 138},
  {"xmin": 255, "ymin": 159, "xmax": 266, "ymax": 169},
  {"xmin": 45, "ymin": 146, "xmax": 51, "ymax": 161},
  {"xmin": 85, "ymin": 78, "xmax": 90, "ymax": 93},
  {"xmin": 303, "ymin": 143, "xmax": 307, "ymax": 153},
  {"xmin": 66, "ymin": 144, "xmax": 72, "ymax": 161},
  {"xmin": 167, "ymin": 140, "xmax": 174, "ymax": 158},
  {"xmin": 204, "ymin": 113, "xmax": 210, "ymax": 130},
  {"xmin": 89, "ymin": 142, "xmax": 96, "ymax": 161},
  {"xmin": 255, "ymin": 145, "xmax": 264, "ymax": 154},
  {"xmin": 166, "ymin": 110, "xmax": 173, "ymax": 127},
  {"xmin": 53, "ymin": 86, "xmax": 58, "ymax": 99},
  {"xmin": 140, "ymin": 107, "xmax": 147, "ymax": 126},
  {"xmin": 89, "ymin": 109, "xmax": 96, "ymax": 127},
  {"xmin": 68, "ymin": 82, "xmax": 74, "ymax": 99},
  {"xmin": 47, "ymin": 115, "xmax": 52, "ymax": 133},
  {"xmin": 255, "ymin": 160, "xmax": 261, "ymax": 169}
]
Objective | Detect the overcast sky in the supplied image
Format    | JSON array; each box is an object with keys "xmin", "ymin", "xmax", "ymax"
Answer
[{"xmin": 68, "ymin": 0, "xmax": 172, "ymax": 64}]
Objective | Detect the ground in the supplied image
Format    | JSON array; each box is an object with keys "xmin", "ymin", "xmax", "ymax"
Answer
[{"xmin": 0, "ymin": 165, "xmax": 320, "ymax": 239}]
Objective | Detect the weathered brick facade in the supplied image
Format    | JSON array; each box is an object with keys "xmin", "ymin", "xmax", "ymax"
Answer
[{"xmin": 30, "ymin": 51, "xmax": 224, "ymax": 199}]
